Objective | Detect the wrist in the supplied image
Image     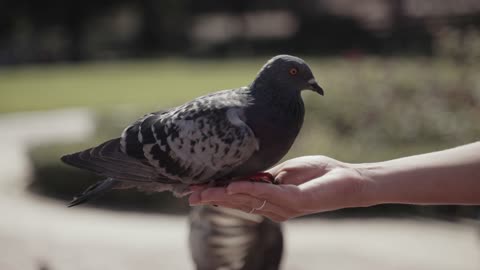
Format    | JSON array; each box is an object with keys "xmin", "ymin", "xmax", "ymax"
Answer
[{"xmin": 350, "ymin": 162, "xmax": 387, "ymax": 207}]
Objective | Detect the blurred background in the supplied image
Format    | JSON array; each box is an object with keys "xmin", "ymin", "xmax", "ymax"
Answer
[{"xmin": 1, "ymin": 0, "xmax": 479, "ymax": 269}]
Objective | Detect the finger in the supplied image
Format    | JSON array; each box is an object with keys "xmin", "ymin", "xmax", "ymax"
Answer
[
  {"xmin": 272, "ymin": 170, "xmax": 304, "ymax": 185},
  {"xmin": 265, "ymin": 162, "xmax": 286, "ymax": 177},
  {"xmin": 189, "ymin": 187, "xmax": 228, "ymax": 205},
  {"xmin": 192, "ymin": 187, "xmax": 297, "ymax": 218},
  {"xmin": 227, "ymin": 181, "xmax": 301, "ymax": 206},
  {"xmin": 198, "ymin": 187, "xmax": 229, "ymax": 202},
  {"xmin": 266, "ymin": 165, "xmax": 310, "ymax": 185},
  {"xmin": 225, "ymin": 193, "xmax": 297, "ymax": 218},
  {"xmin": 210, "ymin": 201, "xmax": 289, "ymax": 222},
  {"xmin": 188, "ymin": 191, "xmax": 202, "ymax": 205},
  {"xmin": 270, "ymin": 166, "xmax": 324, "ymax": 185}
]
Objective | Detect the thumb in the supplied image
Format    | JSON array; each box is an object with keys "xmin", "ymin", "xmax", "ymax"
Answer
[
  {"xmin": 266, "ymin": 167, "xmax": 311, "ymax": 186},
  {"xmin": 274, "ymin": 170, "xmax": 309, "ymax": 185},
  {"xmin": 266, "ymin": 157, "xmax": 332, "ymax": 185},
  {"xmin": 265, "ymin": 163, "xmax": 301, "ymax": 185}
]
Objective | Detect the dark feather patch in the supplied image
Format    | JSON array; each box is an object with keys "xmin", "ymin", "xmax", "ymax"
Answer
[{"xmin": 61, "ymin": 138, "xmax": 171, "ymax": 183}]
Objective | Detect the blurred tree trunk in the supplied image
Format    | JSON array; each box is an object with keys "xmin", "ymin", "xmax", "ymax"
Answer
[
  {"xmin": 66, "ymin": 4, "xmax": 87, "ymax": 62},
  {"xmin": 138, "ymin": 0, "xmax": 191, "ymax": 55}
]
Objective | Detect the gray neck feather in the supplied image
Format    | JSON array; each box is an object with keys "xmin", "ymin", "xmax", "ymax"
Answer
[
  {"xmin": 250, "ymin": 76, "xmax": 302, "ymax": 109},
  {"xmin": 248, "ymin": 77, "xmax": 305, "ymax": 135}
]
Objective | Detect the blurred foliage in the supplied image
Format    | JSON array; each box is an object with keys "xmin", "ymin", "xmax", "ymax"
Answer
[
  {"xmin": 295, "ymin": 57, "xmax": 480, "ymax": 163},
  {"xmin": 19, "ymin": 54, "xmax": 479, "ymax": 218}
]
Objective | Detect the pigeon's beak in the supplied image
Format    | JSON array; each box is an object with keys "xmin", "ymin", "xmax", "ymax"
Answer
[{"xmin": 307, "ymin": 78, "xmax": 324, "ymax": 96}]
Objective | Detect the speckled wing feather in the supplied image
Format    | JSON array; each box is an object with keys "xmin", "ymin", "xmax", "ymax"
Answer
[{"xmin": 120, "ymin": 88, "xmax": 259, "ymax": 184}]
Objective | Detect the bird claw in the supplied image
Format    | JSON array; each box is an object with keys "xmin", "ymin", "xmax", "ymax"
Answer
[{"xmin": 246, "ymin": 172, "xmax": 276, "ymax": 184}]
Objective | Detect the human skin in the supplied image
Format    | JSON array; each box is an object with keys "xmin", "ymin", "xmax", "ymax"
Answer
[{"xmin": 188, "ymin": 142, "xmax": 480, "ymax": 222}]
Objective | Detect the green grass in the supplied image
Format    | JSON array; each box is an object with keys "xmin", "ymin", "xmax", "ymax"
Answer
[{"xmin": 0, "ymin": 58, "xmax": 268, "ymax": 113}]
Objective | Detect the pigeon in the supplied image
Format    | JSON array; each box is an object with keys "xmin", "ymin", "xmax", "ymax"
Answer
[
  {"xmin": 189, "ymin": 205, "xmax": 283, "ymax": 270},
  {"xmin": 61, "ymin": 55, "xmax": 324, "ymax": 207}
]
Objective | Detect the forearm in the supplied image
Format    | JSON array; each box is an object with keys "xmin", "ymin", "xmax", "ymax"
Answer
[{"xmin": 357, "ymin": 142, "xmax": 480, "ymax": 206}]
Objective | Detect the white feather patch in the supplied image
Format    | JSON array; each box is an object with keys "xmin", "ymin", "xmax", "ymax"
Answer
[{"xmin": 120, "ymin": 125, "xmax": 132, "ymax": 153}]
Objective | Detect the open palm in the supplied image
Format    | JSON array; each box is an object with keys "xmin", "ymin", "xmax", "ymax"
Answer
[{"xmin": 189, "ymin": 156, "xmax": 371, "ymax": 222}]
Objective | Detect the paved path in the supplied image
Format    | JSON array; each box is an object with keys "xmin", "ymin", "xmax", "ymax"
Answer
[{"xmin": 0, "ymin": 109, "xmax": 479, "ymax": 270}]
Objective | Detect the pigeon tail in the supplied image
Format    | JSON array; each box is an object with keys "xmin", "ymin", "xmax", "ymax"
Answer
[
  {"xmin": 61, "ymin": 138, "xmax": 160, "ymax": 183},
  {"xmin": 68, "ymin": 178, "xmax": 117, "ymax": 207}
]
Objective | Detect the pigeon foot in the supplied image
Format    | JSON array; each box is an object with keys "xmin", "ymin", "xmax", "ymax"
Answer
[{"xmin": 246, "ymin": 172, "xmax": 276, "ymax": 184}]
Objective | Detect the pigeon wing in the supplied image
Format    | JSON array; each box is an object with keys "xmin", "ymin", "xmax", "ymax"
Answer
[{"xmin": 121, "ymin": 89, "xmax": 259, "ymax": 184}]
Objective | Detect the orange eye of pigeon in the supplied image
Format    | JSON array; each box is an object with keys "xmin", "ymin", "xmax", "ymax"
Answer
[{"xmin": 289, "ymin": 68, "xmax": 298, "ymax": 76}]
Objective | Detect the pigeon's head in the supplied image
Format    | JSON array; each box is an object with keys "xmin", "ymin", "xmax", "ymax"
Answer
[{"xmin": 257, "ymin": 55, "xmax": 324, "ymax": 95}]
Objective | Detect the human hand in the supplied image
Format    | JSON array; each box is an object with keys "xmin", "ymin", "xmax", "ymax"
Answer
[{"xmin": 188, "ymin": 156, "xmax": 373, "ymax": 222}]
